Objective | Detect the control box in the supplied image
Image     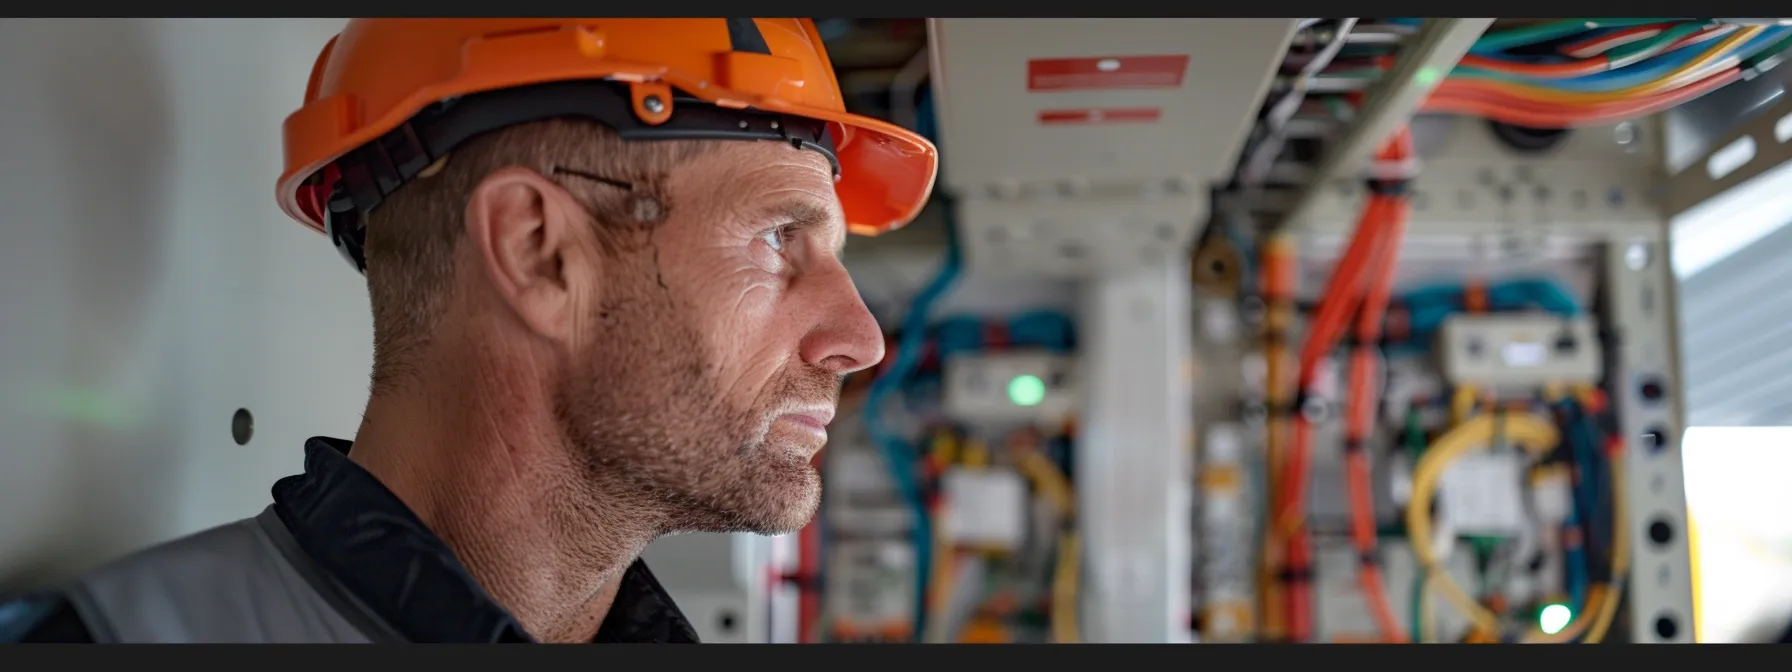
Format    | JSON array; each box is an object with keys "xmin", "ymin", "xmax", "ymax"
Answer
[
  {"xmin": 1437, "ymin": 314, "xmax": 1601, "ymax": 389},
  {"xmin": 942, "ymin": 350, "xmax": 1079, "ymax": 424}
]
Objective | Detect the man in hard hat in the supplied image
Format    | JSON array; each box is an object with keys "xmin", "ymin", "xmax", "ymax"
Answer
[{"xmin": 0, "ymin": 18, "xmax": 935, "ymax": 643}]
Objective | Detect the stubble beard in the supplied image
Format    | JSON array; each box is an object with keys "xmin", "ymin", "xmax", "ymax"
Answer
[{"xmin": 551, "ymin": 274, "xmax": 835, "ymax": 540}]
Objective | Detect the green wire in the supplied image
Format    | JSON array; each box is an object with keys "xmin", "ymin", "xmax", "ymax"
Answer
[
  {"xmin": 1472, "ymin": 19, "xmax": 1684, "ymax": 54},
  {"xmin": 1409, "ymin": 569, "xmax": 1426, "ymax": 642},
  {"xmin": 1402, "ymin": 407, "xmax": 1425, "ymax": 458},
  {"xmin": 1404, "ymin": 407, "xmax": 1426, "ymax": 642},
  {"xmin": 1740, "ymin": 31, "xmax": 1792, "ymax": 71}
]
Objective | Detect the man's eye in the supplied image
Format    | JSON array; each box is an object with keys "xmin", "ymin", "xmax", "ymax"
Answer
[{"xmin": 760, "ymin": 226, "xmax": 790, "ymax": 252}]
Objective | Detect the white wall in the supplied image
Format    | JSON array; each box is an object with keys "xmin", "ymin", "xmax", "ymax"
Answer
[
  {"xmin": 0, "ymin": 18, "xmax": 369, "ymax": 591},
  {"xmin": 0, "ymin": 19, "xmax": 771, "ymax": 643}
]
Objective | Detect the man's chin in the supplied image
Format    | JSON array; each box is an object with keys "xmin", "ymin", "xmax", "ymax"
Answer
[
  {"xmin": 756, "ymin": 465, "xmax": 822, "ymax": 535},
  {"xmin": 735, "ymin": 460, "xmax": 821, "ymax": 535}
]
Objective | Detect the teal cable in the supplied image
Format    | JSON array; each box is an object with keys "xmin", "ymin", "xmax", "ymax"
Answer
[{"xmin": 1471, "ymin": 19, "xmax": 1683, "ymax": 55}]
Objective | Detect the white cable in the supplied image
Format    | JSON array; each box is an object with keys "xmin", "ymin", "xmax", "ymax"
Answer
[
  {"xmin": 890, "ymin": 45, "xmax": 933, "ymax": 133},
  {"xmin": 1241, "ymin": 18, "xmax": 1360, "ymax": 187}
]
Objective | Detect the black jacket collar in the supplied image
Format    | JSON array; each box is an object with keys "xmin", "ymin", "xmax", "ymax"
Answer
[{"xmin": 269, "ymin": 437, "xmax": 699, "ymax": 643}]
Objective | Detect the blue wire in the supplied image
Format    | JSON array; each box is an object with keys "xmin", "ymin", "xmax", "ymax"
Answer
[
  {"xmin": 1563, "ymin": 516, "xmax": 1590, "ymax": 609},
  {"xmin": 1556, "ymin": 402, "xmax": 1595, "ymax": 610},
  {"xmin": 1571, "ymin": 409, "xmax": 1613, "ymax": 561},
  {"xmin": 861, "ymin": 201, "xmax": 961, "ymax": 642},
  {"xmin": 933, "ymin": 315, "xmax": 986, "ymax": 356},
  {"xmin": 1006, "ymin": 310, "xmax": 1077, "ymax": 352},
  {"xmin": 1380, "ymin": 277, "xmax": 1583, "ymax": 357}
]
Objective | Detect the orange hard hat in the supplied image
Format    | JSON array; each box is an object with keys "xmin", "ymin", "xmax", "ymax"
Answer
[{"xmin": 277, "ymin": 18, "xmax": 939, "ymax": 272}]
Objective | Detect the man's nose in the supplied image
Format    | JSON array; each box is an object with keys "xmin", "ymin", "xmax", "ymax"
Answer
[{"xmin": 797, "ymin": 260, "xmax": 886, "ymax": 375}]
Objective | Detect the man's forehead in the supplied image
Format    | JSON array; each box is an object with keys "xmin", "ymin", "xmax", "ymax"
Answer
[
  {"xmin": 688, "ymin": 139, "xmax": 842, "ymax": 184},
  {"xmin": 675, "ymin": 141, "xmax": 847, "ymax": 240}
]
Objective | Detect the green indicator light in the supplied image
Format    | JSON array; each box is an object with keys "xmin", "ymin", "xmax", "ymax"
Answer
[
  {"xmin": 1539, "ymin": 603, "xmax": 1573, "ymax": 635},
  {"xmin": 1007, "ymin": 374, "xmax": 1046, "ymax": 407},
  {"xmin": 1416, "ymin": 66, "xmax": 1442, "ymax": 86}
]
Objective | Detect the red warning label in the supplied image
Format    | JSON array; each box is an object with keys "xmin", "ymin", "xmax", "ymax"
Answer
[
  {"xmin": 1027, "ymin": 55, "xmax": 1191, "ymax": 92},
  {"xmin": 1038, "ymin": 108, "xmax": 1162, "ymax": 125}
]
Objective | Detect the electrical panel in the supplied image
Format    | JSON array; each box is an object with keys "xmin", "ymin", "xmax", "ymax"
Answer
[
  {"xmin": 1438, "ymin": 314, "xmax": 1603, "ymax": 389},
  {"xmin": 805, "ymin": 304, "xmax": 1083, "ymax": 643},
  {"xmin": 942, "ymin": 350, "xmax": 1078, "ymax": 424},
  {"xmin": 1181, "ymin": 16, "xmax": 1712, "ymax": 645},
  {"xmin": 814, "ymin": 15, "xmax": 1741, "ymax": 646}
]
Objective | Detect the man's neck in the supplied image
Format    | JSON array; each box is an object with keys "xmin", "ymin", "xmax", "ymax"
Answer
[{"xmin": 347, "ymin": 353, "xmax": 657, "ymax": 643}]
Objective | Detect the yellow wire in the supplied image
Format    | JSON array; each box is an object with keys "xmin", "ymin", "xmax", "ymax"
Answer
[
  {"xmin": 1406, "ymin": 414, "xmax": 1560, "ymax": 635},
  {"xmin": 1052, "ymin": 532, "xmax": 1082, "ymax": 644},
  {"xmin": 962, "ymin": 439, "xmax": 989, "ymax": 468},
  {"xmin": 1450, "ymin": 386, "xmax": 1479, "ymax": 426},
  {"xmin": 926, "ymin": 520, "xmax": 956, "ymax": 643},
  {"xmin": 1408, "ymin": 413, "xmax": 1632, "ymax": 644},
  {"xmin": 1522, "ymin": 457, "xmax": 1628, "ymax": 644},
  {"xmin": 931, "ymin": 429, "xmax": 959, "ymax": 465},
  {"xmin": 1475, "ymin": 26, "xmax": 1764, "ymax": 104},
  {"xmin": 1016, "ymin": 450, "xmax": 1080, "ymax": 643},
  {"xmin": 1688, "ymin": 511, "xmax": 1703, "ymax": 642}
]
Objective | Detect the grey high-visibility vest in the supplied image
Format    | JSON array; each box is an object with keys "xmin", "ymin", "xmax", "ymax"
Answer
[{"xmin": 60, "ymin": 506, "xmax": 404, "ymax": 643}]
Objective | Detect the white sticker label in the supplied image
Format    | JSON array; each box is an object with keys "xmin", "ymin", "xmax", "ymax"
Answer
[
  {"xmin": 1438, "ymin": 452, "xmax": 1526, "ymax": 537},
  {"xmin": 941, "ymin": 467, "xmax": 1030, "ymax": 550}
]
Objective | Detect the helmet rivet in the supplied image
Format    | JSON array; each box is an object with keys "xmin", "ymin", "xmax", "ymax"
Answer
[{"xmin": 643, "ymin": 95, "xmax": 665, "ymax": 114}]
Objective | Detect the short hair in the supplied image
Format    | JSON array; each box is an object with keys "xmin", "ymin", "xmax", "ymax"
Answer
[{"xmin": 362, "ymin": 119, "xmax": 720, "ymax": 394}]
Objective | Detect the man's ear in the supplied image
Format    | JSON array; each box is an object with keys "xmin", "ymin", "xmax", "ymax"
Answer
[{"xmin": 462, "ymin": 166, "xmax": 595, "ymax": 341}]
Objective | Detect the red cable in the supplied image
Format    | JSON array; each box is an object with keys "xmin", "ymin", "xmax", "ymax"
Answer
[
  {"xmin": 1342, "ymin": 194, "xmax": 1409, "ymax": 642},
  {"xmin": 1558, "ymin": 24, "xmax": 1675, "ymax": 57},
  {"xmin": 1276, "ymin": 197, "xmax": 1392, "ymax": 530},
  {"xmin": 1279, "ymin": 202, "xmax": 1391, "ymax": 642},
  {"xmin": 1278, "ymin": 130, "xmax": 1413, "ymax": 643}
]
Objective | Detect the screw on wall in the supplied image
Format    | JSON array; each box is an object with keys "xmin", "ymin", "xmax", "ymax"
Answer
[{"xmin": 231, "ymin": 408, "xmax": 254, "ymax": 446}]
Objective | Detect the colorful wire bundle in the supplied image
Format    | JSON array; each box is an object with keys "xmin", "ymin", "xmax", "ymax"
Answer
[{"xmin": 1322, "ymin": 19, "xmax": 1792, "ymax": 128}]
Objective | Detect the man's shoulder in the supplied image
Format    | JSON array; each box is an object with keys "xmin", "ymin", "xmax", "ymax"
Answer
[
  {"xmin": 0, "ymin": 592, "xmax": 96, "ymax": 643},
  {"xmin": 0, "ymin": 514, "xmax": 274, "ymax": 644}
]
